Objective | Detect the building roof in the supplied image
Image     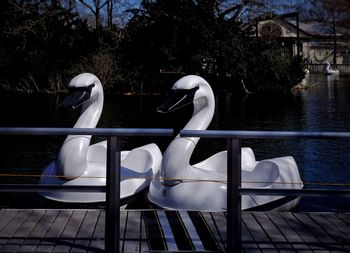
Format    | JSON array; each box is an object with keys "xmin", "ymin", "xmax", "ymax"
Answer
[
  {"xmin": 289, "ymin": 21, "xmax": 349, "ymax": 37},
  {"xmin": 247, "ymin": 12, "xmax": 350, "ymax": 38}
]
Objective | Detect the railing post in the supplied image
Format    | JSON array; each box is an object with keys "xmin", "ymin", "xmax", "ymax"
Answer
[
  {"xmin": 227, "ymin": 138, "xmax": 242, "ymax": 252},
  {"xmin": 106, "ymin": 136, "xmax": 121, "ymax": 253}
]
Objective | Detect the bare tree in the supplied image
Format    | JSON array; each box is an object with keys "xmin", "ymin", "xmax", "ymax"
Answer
[
  {"xmin": 107, "ymin": 0, "xmax": 114, "ymax": 28},
  {"xmin": 307, "ymin": 0, "xmax": 350, "ymax": 64},
  {"xmin": 77, "ymin": 0, "xmax": 108, "ymax": 30}
]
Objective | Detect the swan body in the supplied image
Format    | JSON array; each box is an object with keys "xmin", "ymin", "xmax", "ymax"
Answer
[
  {"xmin": 40, "ymin": 73, "xmax": 162, "ymax": 203},
  {"xmin": 325, "ymin": 62, "xmax": 340, "ymax": 75},
  {"xmin": 148, "ymin": 75, "xmax": 303, "ymax": 211}
]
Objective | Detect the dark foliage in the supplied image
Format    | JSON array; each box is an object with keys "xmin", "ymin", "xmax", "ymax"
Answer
[
  {"xmin": 0, "ymin": 0, "xmax": 98, "ymax": 92},
  {"xmin": 244, "ymin": 39, "xmax": 305, "ymax": 95},
  {"xmin": 0, "ymin": 0, "xmax": 304, "ymax": 95}
]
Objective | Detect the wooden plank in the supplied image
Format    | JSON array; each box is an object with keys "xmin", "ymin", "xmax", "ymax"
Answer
[
  {"xmin": 253, "ymin": 212, "xmax": 293, "ymax": 251},
  {"xmin": 40, "ymin": 209, "xmax": 73, "ymax": 253},
  {"xmin": 201, "ymin": 212, "xmax": 224, "ymax": 247},
  {"xmin": 323, "ymin": 213, "xmax": 350, "ymax": 240},
  {"xmin": 266, "ymin": 213, "xmax": 304, "ymax": 243},
  {"xmin": 0, "ymin": 210, "xmax": 18, "ymax": 232},
  {"xmin": 293, "ymin": 213, "xmax": 336, "ymax": 244},
  {"xmin": 286, "ymin": 213, "xmax": 331, "ymax": 251},
  {"xmin": 210, "ymin": 212, "xmax": 227, "ymax": 249},
  {"xmin": 0, "ymin": 209, "xmax": 32, "ymax": 252},
  {"xmin": 280, "ymin": 212, "xmax": 319, "ymax": 242},
  {"xmin": 53, "ymin": 210, "xmax": 86, "ymax": 253},
  {"xmin": 323, "ymin": 213, "xmax": 350, "ymax": 251},
  {"xmin": 124, "ymin": 211, "xmax": 141, "ymax": 240},
  {"xmin": 71, "ymin": 210, "xmax": 101, "ymax": 253},
  {"xmin": 282, "ymin": 212, "xmax": 328, "ymax": 251},
  {"xmin": 140, "ymin": 214, "xmax": 149, "ymax": 253},
  {"xmin": 88, "ymin": 210, "xmax": 105, "ymax": 253},
  {"xmin": 123, "ymin": 211, "xmax": 141, "ymax": 253},
  {"xmin": 1, "ymin": 209, "xmax": 350, "ymax": 252},
  {"xmin": 319, "ymin": 213, "xmax": 350, "ymax": 251},
  {"xmin": 266, "ymin": 212, "xmax": 311, "ymax": 252},
  {"xmin": 0, "ymin": 210, "xmax": 18, "ymax": 248},
  {"xmin": 335, "ymin": 213, "xmax": 350, "ymax": 250},
  {"xmin": 119, "ymin": 210, "xmax": 128, "ymax": 253},
  {"xmin": 253, "ymin": 212, "xmax": 286, "ymax": 241},
  {"xmin": 243, "ymin": 249, "xmax": 261, "ymax": 253},
  {"xmin": 0, "ymin": 210, "xmax": 31, "ymax": 236},
  {"xmin": 242, "ymin": 212, "xmax": 275, "ymax": 251},
  {"xmin": 335, "ymin": 213, "xmax": 350, "ymax": 227},
  {"xmin": 120, "ymin": 210, "xmax": 127, "ymax": 237},
  {"xmin": 17, "ymin": 209, "xmax": 52, "ymax": 253},
  {"xmin": 242, "ymin": 212, "xmax": 269, "ymax": 241},
  {"xmin": 179, "ymin": 211, "xmax": 205, "ymax": 251},
  {"xmin": 158, "ymin": 211, "xmax": 178, "ymax": 251},
  {"xmin": 142, "ymin": 210, "xmax": 167, "ymax": 251},
  {"xmin": 241, "ymin": 219, "xmax": 260, "ymax": 252},
  {"xmin": 309, "ymin": 213, "xmax": 349, "ymax": 245},
  {"xmin": 0, "ymin": 210, "xmax": 19, "ymax": 248},
  {"xmin": 188, "ymin": 211, "xmax": 222, "ymax": 252}
]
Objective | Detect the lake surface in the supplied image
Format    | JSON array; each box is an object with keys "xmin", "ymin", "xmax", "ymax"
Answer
[{"xmin": 0, "ymin": 73, "xmax": 350, "ymax": 211}]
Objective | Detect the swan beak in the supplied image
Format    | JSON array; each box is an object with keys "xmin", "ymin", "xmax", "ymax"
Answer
[
  {"xmin": 157, "ymin": 87, "xmax": 199, "ymax": 113},
  {"xmin": 59, "ymin": 84, "xmax": 95, "ymax": 109}
]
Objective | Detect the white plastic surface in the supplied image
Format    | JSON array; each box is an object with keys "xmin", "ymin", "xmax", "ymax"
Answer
[
  {"xmin": 148, "ymin": 75, "xmax": 303, "ymax": 211},
  {"xmin": 325, "ymin": 62, "xmax": 340, "ymax": 75},
  {"xmin": 40, "ymin": 73, "xmax": 162, "ymax": 203}
]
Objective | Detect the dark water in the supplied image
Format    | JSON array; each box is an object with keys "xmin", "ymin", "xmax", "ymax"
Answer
[{"xmin": 0, "ymin": 74, "xmax": 350, "ymax": 211}]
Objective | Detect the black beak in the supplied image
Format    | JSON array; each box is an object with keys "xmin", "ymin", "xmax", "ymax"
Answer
[
  {"xmin": 157, "ymin": 87, "xmax": 199, "ymax": 113},
  {"xmin": 59, "ymin": 84, "xmax": 95, "ymax": 109}
]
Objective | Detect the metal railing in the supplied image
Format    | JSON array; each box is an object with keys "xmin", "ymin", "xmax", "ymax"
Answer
[
  {"xmin": 0, "ymin": 127, "xmax": 173, "ymax": 253},
  {"xmin": 2, "ymin": 128, "xmax": 350, "ymax": 252},
  {"xmin": 181, "ymin": 129, "xmax": 350, "ymax": 252}
]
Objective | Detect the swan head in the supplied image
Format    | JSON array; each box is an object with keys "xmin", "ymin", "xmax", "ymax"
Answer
[
  {"xmin": 157, "ymin": 75, "xmax": 214, "ymax": 113},
  {"xmin": 60, "ymin": 73, "xmax": 103, "ymax": 110}
]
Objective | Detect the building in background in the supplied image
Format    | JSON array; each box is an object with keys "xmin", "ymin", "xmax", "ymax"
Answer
[{"xmin": 248, "ymin": 13, "xmax": 350, "ymax": 71}]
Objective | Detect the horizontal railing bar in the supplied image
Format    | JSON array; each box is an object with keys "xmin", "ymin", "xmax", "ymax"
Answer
[
  {"xmin": 0, "ymin": 184, "xmax": 349, "ymax": 197},
  {"xmin": 0, "ymin": 127, "xmax": 173, "ymax": 136},
  {"xmin": 181, "ymin": 130, "xmax": 350, "ymax": 139},
  {"xmin": 240, "ymin": 188, "xmax": 350, "ymax": 197},
  {"xmin": 0, "ymin": 184, "xmax": 106, "ymax": 193}
]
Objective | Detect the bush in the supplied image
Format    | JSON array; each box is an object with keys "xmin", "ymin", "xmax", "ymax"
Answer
[{"xmin": 244, "ymin": 41, "xmax": 305, "ymax": 95}]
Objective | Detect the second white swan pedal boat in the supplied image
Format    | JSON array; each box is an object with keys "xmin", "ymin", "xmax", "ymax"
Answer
[
  {"xmin": 148, "ymin": 75, "xmax": 303, "ymax": 211},
  {"xmin": 325, "ymin": 62, "xmax": 340, "ymax": 75},
  {"xmin": 40, "ymin": 73, "xmax": 162, "ymax": 203}
]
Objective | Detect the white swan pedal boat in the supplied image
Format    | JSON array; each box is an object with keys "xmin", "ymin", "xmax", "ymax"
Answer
[
  {"xmin": 148, "ymin": 75, "xmax": 303, "ymax": 211},
  {"xmin": 40, "ymin": 73, "xmax": 162, "ymax": 203},
  {"xmin": 325, "ymin": 62, "xmax": 340, "ymax": 75}
]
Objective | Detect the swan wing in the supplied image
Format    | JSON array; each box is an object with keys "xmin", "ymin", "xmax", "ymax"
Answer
[
  {"xmin": 193, "ymin": 151, "xmax": 227, "ymax": 174},
  {"xmin": 120, "ymin": 143, "xmax": 162, "ymax": 198},
  {"xmin": 87, "ymin": 140, "xmax": 130, "ymax": 163},
  {"xmin": 193, "ymin": 147, "xmax": 257, "ymax": 173},
  {"xmin": 243, "ymin": 156, "xmax": 302, "ymax": 189},
  {"xmin": 121, "ymin": 143, "xmax": 162, "ymax": 174}
]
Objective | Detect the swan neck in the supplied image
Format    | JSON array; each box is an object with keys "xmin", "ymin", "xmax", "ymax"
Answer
[
  {"xmin": 58, "ymin": 86, "xmax": 104, "ymax": 178},
  {"xmin": 163, "ymin": 93, "xmax": 214, "ymax": 179}
]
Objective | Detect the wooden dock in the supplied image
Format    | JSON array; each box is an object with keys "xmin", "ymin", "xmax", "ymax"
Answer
[{"xmin": 0, "ymin": 209, "xmax": 349, "ymax": 252}]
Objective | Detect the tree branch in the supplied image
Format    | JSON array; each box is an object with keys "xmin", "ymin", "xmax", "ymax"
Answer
[
  {"xmin": 100, "ymin": 0, "xmax": 108, "ymax": 10},
  {"xmin": 78, "ymin": 0, "xmax": 96, "ymax": 15}
]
